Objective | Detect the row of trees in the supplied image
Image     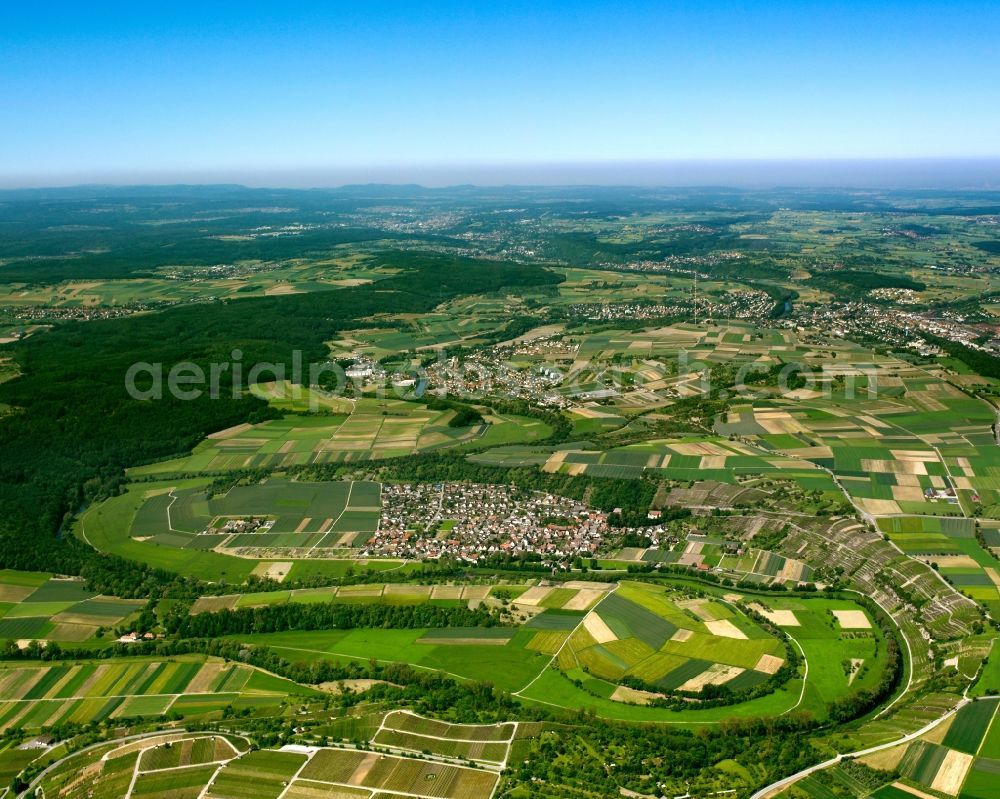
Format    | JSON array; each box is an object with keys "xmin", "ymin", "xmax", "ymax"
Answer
[{"xmin": 168, "ymin": 597, "xmax": 506, "ymax": 637}]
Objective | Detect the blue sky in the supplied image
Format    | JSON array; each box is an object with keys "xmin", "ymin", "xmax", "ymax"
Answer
[{"xmin": 1, "ymin": 1, "xmax": 999, "ymax": 184}]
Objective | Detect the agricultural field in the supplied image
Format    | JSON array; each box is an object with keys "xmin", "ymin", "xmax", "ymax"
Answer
[
  {"xmin": 188, "ymin": 580, "xmax": 535, "ymax": 613},
  {"xmin": 557, "ymin": 582, "xmax": 788, "ymax": 697},
  {"xmin": 539, "ymin": 436, "xmax": 833, "ymax": 489},
  {"xmin": 129, "ymin": 397, "xmax": 504, "ymax": 476},
  {"xmin": 217, "ymin": 578, "xmax": 893, "ymax": 725},
  {"xmin": 33, "ymin": 718, "xmax": 507, "ymax": 799},
  {"xmin": 830, "ymin": 697, "xmax": 1000, "ymax": 799},
  {"xmin": 0, "ymin": 570, "xmax": 144, "ymax": 643},
  {"xmin": 371, "ymin": 710, "xmax": 516, "ymax": 764},
  {"xmin": 9, "ymin": 189, "xmax": 1000, "ymax": 799},
  {"xmin": 128, "ymin": 477, "xmax": 382, "ymax": 553},
  {"xmin": 0, "ymin": 656, "xmax": 315, "ymax": 733},
  {"xmin": 0, "ymin": 249, "xmax": 401, "ymax": 308},
  {"xmin": 516, "ymin": 583, "xmax": 891, "ymax": 723}
]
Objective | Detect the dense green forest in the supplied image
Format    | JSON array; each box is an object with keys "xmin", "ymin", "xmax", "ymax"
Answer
[{"xmin": 810, "ymin": 269, "xmax": 927, "ymax": 293}]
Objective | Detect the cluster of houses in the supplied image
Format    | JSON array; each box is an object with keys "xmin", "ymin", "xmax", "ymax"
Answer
[
  {"xmin": 800, "ymin": 300, "xmax": 1000, "ymax": 358},
  {"xmin": 424, "ymin": 348, "xmax": 571, "ymax": 408},
  {"xmin": 209, "ymin": 517, "xmax": 274, "ymax": 535},
  {"xmin": 363, "ymin": 483, "xmax": 666, "ymax": 564}
]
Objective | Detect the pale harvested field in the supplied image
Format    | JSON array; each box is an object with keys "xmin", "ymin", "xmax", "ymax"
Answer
[
  {"xmin": 583, "ymin": 612, "xmax": 618, "ymax": 644},
  {"xmin": 252, "ymin": 562, "xmax": 292, "ymax": 582},
  {"xmin": 461, "ymin": 586, "xmax": 491, "ymax": 601},
  {"xmin": 563, "ymin": 589, "xmax": 604, "ymax": 611},
  {"xmin": 347, "ymin": 752, "xmax": 379, "ymax": 786},
  {"xmin": 264, "ymin": 284, "xmax": 301, "ymax": 295},
  {"xmin": 754, "ymin": 654, "xmax": 784, "ymax": 675},
  {"xmin": 859, "ymin": 415, "xmax": 890, "ymax": 429},
  {"xmin": 891, "ymin": 449, "xmax": 941, "ymax": 461},
  {"xmin": 856, "ymin": 498, "xmax": 903, "ymax": 515},
  {"xmin": 542, "ymin": 452, "xmax": 568, "ymax": 473},
  {"xmin": 207, "ymin": 423, "xmax": 254, "ymax": 439},
  {"xmin": 927, "ymin": 555, "xmax": 980, "ymax": 569},
  {"xmin": 929, "ymin": 749, "xmax": 973, "ymax": 795},
  {"xmin": 610, "ymin": 685, "xmax": 666, "ymax": 705},
  {"xmin": 186, "ymin": 663, "xmax": 226, "ymax": 694},
  {"xmin": 893, "ymin": 485, "xmax": 927, "ymax": 502},
  {"xmin": 861, "ymin": 459, "xmax": 927, "ymax": 476},
  {"xmin": 570, "ymin": 407, "xmax": 620, "ymax": 419},
  {"xmin": 750, "ymin": 606, "xmax": 800, "ymax": 626},
  {"xmin": 679, "ymin": 663, "xmax": 744, "ymax": 692},
  {"xmin": 921, "ymin": 714, "xmax": 956, "ymax": 744},
  {"xmin": 0, "ymin": 584, "xmax": 35, "ymax": 602},
  {"xmin": 430, "ymin": 585, "xmax": 465, "ymax": 600},
  {"xmin": 515, "ymin": 586, "xmax": 553, "ymax": 607},
  {"xmin": 705, "ymin": 619, "xmax": 748, "ymax": 639},
  {"xmin": 833, "ymin": 610, "xmax": 871, "ymax": 629},
  {"xmin": 670, "ymin": 628, "xmax": 694, "ymax": 642},
  {"xmin": 676, "ymin": 598, "xmax": 714, "ymax": 621},
  {"xmin": 858, "ymin": 744, "xmax": 907, "ymax": 771},
  {"xmin": 316, "ymin": 679, "xmax": 391, "ymax": 694},
  {"xmin": 791, "ymin": 445, "xmax": 834, "ymax": 459},
  {"xmin": 777, "ymin": 560, "xmax": 805, "ymax": 582}
]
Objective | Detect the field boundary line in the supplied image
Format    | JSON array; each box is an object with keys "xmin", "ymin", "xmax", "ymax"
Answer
[{"xmin": 274, "ymin": 748, "xmax": 317, "ymax": 799}]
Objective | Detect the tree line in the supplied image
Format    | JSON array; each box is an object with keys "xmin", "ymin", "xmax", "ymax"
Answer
[{"xmin": 167, "ymin": 597, "xmax": 506, "ymax": 637}]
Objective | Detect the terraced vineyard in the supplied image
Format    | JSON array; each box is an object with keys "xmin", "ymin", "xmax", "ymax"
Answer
[{"xmin": 33, "ymin": 718, "xmax": 511, "ymax": 799}]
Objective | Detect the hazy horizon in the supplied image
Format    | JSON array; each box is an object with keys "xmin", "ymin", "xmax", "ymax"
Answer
[{"xmin": 4, "ymin": 158, "xmax": 1000, "ymax": 193}]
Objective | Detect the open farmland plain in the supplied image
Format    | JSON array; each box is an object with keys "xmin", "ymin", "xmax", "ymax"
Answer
[
  {"xmin": 128, "ymin": 396, "xmax": 507, "ymax": 476},
  {"xmin": 0, "ymin": 570, "xmax": 145, "ymax": 644},
  {"xmin": 7, "ymin": 187, "xmax": 1000, "ymax": 799},
  {"xmin": 0, "ymin": 656, "xmax": 314, "ymax": 734},
  {"xmin": 202, "ymin": 578, "xmax": 892, "ymax": 725}
]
